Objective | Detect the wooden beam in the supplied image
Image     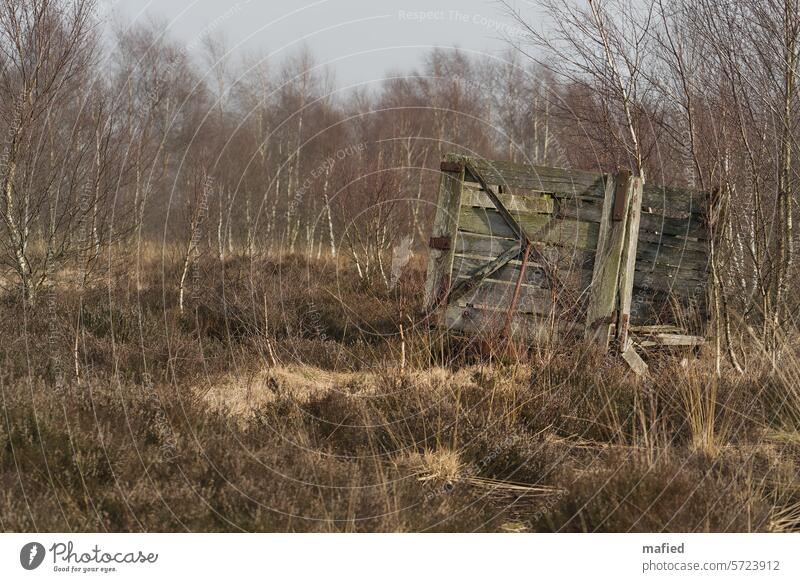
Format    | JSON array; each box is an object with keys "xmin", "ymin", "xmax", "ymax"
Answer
[
  {"xmin": 424, "ymin": 155, "xmax": 464, "ymax": 312},
  {"xmin": 460, "ymin": 186, "xmax": 554, "ymax": 215},
  {"xmin": 636, "ymin": 334, "xmax": 705, "ymax": 347},
  {"xmin": 585, "ymin": 172, "xmax": 628, "ymax": 350},
  {"xmin": 463, "ymin": 157, "xmax": 605, "ymax": 196},
  {"xmin": 641, "ymin": 183, "xmax": 705, "ymax": 215},
  {"xmin": 622, "ymin": 345, "xmax": 649, "ymax": 376},
  {"xmin": 453, "ymin": 279, "xmax": 556, "ymax": 316},
  {"xmin": 616, "ymin": 175, "xmax": 644, "ymax": 350}
]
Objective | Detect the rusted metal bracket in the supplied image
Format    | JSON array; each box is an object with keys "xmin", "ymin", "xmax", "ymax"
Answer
[
  {"xmin": 617, "ymin": 312, "xmax": 630, "ymax": 349},
  {"xmin": 588, "ymin": 309, "xmax": 618, "ymax": 331},
  {"xmin": 612, "ymin": 169, "xmax": 631, "ymax": 221},
  {"xmin": 428, "ymin": 236, "xmax": 452, "ymax": 250}
]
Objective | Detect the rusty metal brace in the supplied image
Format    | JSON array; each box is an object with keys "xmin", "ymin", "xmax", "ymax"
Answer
[
  {"xmin": 501, "ymin": 239, "xmax": 533, "ymax": 339},
  {"xmin": 464, "ymin": 159, "xmax": 567, "ymax": 314}
]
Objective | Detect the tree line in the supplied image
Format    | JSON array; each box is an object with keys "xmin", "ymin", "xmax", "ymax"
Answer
[{"xmin": 1, "ymin": 0, "xmax": 798, "ymax": 367}]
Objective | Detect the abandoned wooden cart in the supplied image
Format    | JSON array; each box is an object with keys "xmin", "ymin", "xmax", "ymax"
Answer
[{"xmin": 423, "ymin": 155, "xmax": 713, "ymax": 373}]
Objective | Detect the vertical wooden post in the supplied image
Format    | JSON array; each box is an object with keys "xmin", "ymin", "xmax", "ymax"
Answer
[
  {"xmin": 585, "ymin": 170, "xmax": 633, "ymax": 351},
  {"xmin": 585, "ymin": 170, "xmax": 645, "ymax": 367},
  {"xmin": 616, "ymin": 175, "xmax": 644, "ymax": 351},
  {"xmin": 424, "ymin": 156, "xmax": 465, "ymax": 313}
]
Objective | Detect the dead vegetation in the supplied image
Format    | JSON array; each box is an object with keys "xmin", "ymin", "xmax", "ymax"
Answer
[{"xmin": 1, "ymin": 254, "xmax": 798, "ymax": 532}]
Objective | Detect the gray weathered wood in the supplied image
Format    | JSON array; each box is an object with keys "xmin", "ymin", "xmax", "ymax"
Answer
[
  {"xmin": 616, "ymin": 175, "xmax": 644, "ymax": 350},
  {"xmin": 636, "ymin": 260, "xmax": 708, "ymax": 284},
  {"xmin": 622, "ymin": 345, "xmax": 649, "ymax": 376},
  {"xmin": 447, "ymin": 243, "xmax": 521, "ymax": 304},
  {"xmin": 642, "ymin": 183, "xmax": 705, "ymax": 215},
  {"xmin": 463, "ymin": 157, "xmax": 605, "ymax": 196},
  {"xmin": 463, "ymin": 159, "xmax": 530, "ymax": 245},
  {"xmin": 628, "ymin": 287, "xmax": 708, "ymax": 326},
  {"xmin": 636, "ymin": 241, "xmax": 708, "ymax": 271},
  {"xmin": 584, "ymin": 173, "xmax": 627, "ymax": 350},
  {"xmin": 458, "ymin": 207, "xmax": 599, "ymax": 250},
  {"xmin": 455, "ymin": 232, "xmax": 595, "ymax": 269},
  {"xmin": 424, "ymin": 156, "xmax": 464, "ymax": 311},
  {"xmin": 460, "ymin": 187, "xmax": 554, "ymax": 215},
  {"xmin": 629, "ymin": 324, "xmax": 683, "ymax": 334},
  {"xmin": 442, "ymin": 304, "xmax": 579, "ymax": 341},
  {"xmin": 637, "ymin": 231, "xmax": 707, "ymax": 253},
  {"xmin": 452, "ymin": 255, "xmax": 593, "ymax": 291},
  {"xmin": 636, "ymin": 333, "xmax": 705, "ymax": 347},
  {"xmin": 454, "ymin": 279, "xmax": 556, "ymax": 316},
  {"xmin": 638, "ymin": 210, "xmax": 709, "ymax": 241},
  {"xmin": 633, "ymin": 269, "xmax": 708, "ymax": 295}
]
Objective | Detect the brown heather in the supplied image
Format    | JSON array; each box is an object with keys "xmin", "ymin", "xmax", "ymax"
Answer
[{"xmin": 1, "ymin": 254, "xmax": 798, "ymax": 532}]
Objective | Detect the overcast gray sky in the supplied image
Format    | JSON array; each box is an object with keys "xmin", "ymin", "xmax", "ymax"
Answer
[{"xmin": 105, "ymin": 0, "xmax": 528, "ymax": 87}]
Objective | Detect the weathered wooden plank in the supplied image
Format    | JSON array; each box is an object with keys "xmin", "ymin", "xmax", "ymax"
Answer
[
  {"xmin": 636, "ymin": 260, "xmax": 708, "ymax": 284},
  {"xmin": 454, "ymin": 279, "xmax": 556, "ymax": 316},
  {"xmin": 463, "ymin": 159, "xmax": 531, "ymax": 245},
  {"xmin": 637, "ymin": 230, "xmax": 708, "ymax": 253},
  {"xmin": 455, "ymin": 232, "xmax": 595, "ymax": 269},
  {"xmin": 424, "ymin": 157, "xmax": 464, "ymax": 311},
  {"xmin": 636, "ymin": 333, "xmax": 705, "ymax": 347},
  {"xmin": 639, "ymin": 210, "xmax": 709, "ymax": 241},
  {"xmin": 463, "ymin": 164, "xmax": 706, "ymax": 216},
  {"xmin": 632, "ymin": 269, "xmax": 709, "ymax": 295},
  {"xmin": 463, "ymin": 181, "xmax": 602, "ymax": 204},
  {"xmin": 458, "ymin": 207, "xmax": 600, "ymax": 250},
  {"xmin": 452, "ymin": 255, "xmax": 594, "ymax": 291},
  {"xmin": 453, "ymin": 255, "xmax": 550, "ymax": 288},
  {"xmin": 460, "ymin": 187, "xmax": 554, "ymax": 215},
  {"xmin": 447, "ymin": 243, "xmax": 522, "ymax": 304},
  {"xmin": 554, "ymin": 197, "xmax": 604, "ymax": 223},
  {"xmin": 617, "ymin": 175, "xmax": 644, "ymax": 349},
  {"xmin": 622, "ymin": 345, "xmax": 649, "ymax": 376},
  {"xmin": 455, "ymin": 231, "xmax": 519, "ymax": 258},
  {"xmin": 629, "ymin": 324, "xmax": 683, "ymax": 334},
  {"xmin": 629, "ymin": 288, "xmax": 708, "ymax": 326},
  {"xmin": 462, "ymin": 157, "xmax": 605, "ymax": 196},
  {"xmin": 636, "ymin": 241, "xmax": 708, "ymax": 271},
  {"xmin": 585, "ymin": 172, "xmax": 627, "ymax": 350},
  {"xmin": 642, "ymin": 183, "xmax": 706, "ymax": 215},
  {"xmin": 442, "ymin": 303, "xmax": 579, "ymax": 341}
]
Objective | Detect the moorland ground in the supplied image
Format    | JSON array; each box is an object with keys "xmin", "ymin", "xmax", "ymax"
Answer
[{"xmin": 1, "ymin": 251, "xmax": 799, "ymax": 532}]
